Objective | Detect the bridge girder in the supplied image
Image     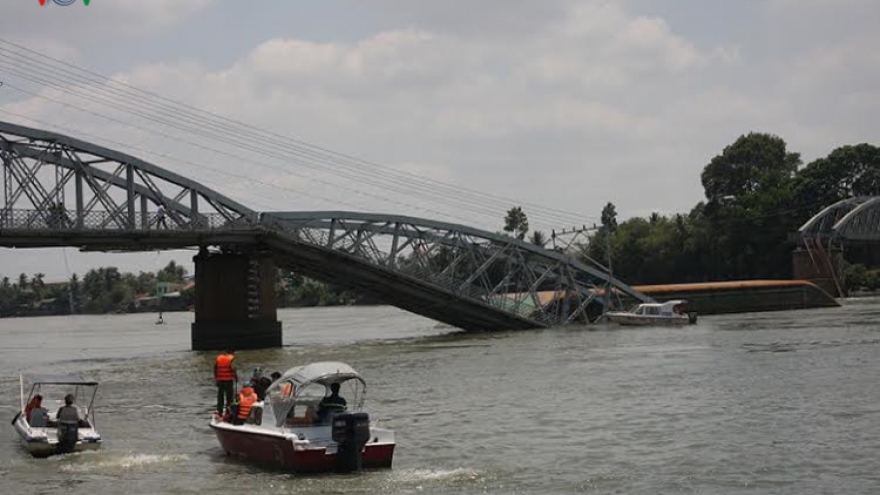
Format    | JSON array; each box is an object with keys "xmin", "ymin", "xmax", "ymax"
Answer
[
  {"xmin": 263, "ymin": 211, "xmax": 652, "ymax": 326},
  {"xmin": 0, "ymin": 120, "xmax": 653, "ymax": 329},
  {"xmin": 0, "ymin": 121, "xmax": 255, "ymax": 233}
]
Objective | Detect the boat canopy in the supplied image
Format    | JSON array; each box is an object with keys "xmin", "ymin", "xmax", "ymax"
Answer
[
  {"xmin": 262, "ymin": 362, "xmax": 367, "ymax": 427},
  {"xmin": 22, "ymin": 373, "xmax": 98, "ymax": 386},
  {"xmin": 274, "ymin": 362, "xmax": 364, "ymax": 389}
]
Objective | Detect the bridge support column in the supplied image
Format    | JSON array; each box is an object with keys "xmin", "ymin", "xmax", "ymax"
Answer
[{"xmin": 191, "ymin": 250, "xmax": 282, "ymax": 350}]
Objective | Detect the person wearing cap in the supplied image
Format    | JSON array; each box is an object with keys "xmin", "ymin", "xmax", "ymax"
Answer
[{"xmin": 214, "ymin": 349, "xmax": 238, "ymax": 415}]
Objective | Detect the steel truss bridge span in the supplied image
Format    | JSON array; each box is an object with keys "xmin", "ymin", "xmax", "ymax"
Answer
[{"xmin": 0, "ymin": 120, "xmax": 652, "ymax": 331}]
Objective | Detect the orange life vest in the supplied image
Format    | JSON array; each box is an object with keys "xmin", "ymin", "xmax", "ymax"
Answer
[
  {"xmin": 237, "ymin": 388, "xmax": 258, "ymax": 420},
  {"xmin": 215, "ymin": 353, "xmax": 235, "ymax": 382},
  {"xmin": 281, "ymin": 383, "xmax": 293, "ymax": 397}
]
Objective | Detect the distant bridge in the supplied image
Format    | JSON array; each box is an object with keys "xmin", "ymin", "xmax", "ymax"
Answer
[
  {"xmin": 794, "ymin": 197, "xmax": 880, "ymax": 296},
  {"xmin": 0, "ymin": 121, "xmax": 651, "ymax": 348}
]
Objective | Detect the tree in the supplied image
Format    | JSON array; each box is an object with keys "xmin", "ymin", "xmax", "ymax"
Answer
[
  {"xmin": 503, "ymin": 206, "xmax": 530, "ymax": 240},
  {"xmin": 601, "ymin": 202, "xmax": 618, "ymax": 233},
  {"xmin": 529, "ymin": 230, "xmax": 548, "ymax": 248},
  {"xmin": 701, "ymin": 132, "xmax": 800, "ymax": 203},
  {"xmin": 31, "ymin": 273, "xmax": 45, "ymax": 296},
  {"xmin": 157, "ymin": 261, "xmax": 187, "ymax": 283},
  {"xmin": 794, "ymin": 143, "xmax": 880, "ymax": 216},
  {"xmin": 68, "ymin": 273, "xmax": 81, "ymax": 314}
]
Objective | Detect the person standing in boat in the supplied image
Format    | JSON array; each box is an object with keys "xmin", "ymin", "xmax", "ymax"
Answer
[
  {"xmin": 214, "ymin": 349, "xmax": 238, "ymax": 415},
  {"xmin": 56, "ymin": 394, "xmax": 80, "ymax": 454}
]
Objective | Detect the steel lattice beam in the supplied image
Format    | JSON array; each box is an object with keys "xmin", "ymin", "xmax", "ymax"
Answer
[{"xmin": 0, "ymin": 120, "xmax": 654, "ymax": 330}]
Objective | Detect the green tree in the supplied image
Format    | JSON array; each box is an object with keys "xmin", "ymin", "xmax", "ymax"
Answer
[
  {"xmin": 601, "ymin": 202, "xmax": 618, "ymax": 233},
  {"xmin": 794, "ymin": 143, "xmax": 880, "ymax": 217},
  {"xmin": 157, "ymin": 261, "xmax": 187, "ymax": 283},
  {"xmin": 503, "ymin": 206, "xmax": 530, "ymax": 240},
  {"xmin": 698, "ymin": 133, "xmax": 802, "ymax": 279},
  {"xmin": 69, "ymin": 273, "xmax": 81, "ymax": 314},
  {"xmin": 701, "ymin": 132, "xmax": 800, "ymax": 203},
  {"xmin": 31, "ymin": 273, "xmax": 45, "ymax": 294}
]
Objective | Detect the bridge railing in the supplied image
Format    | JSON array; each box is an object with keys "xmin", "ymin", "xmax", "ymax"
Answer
[{"xmin": 0, "ymin": 209, "xmax": 251, "ymax": 232}]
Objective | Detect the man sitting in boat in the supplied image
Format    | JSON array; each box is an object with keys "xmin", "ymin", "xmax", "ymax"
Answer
[
  {"xmin": 315, "ymin": 382, "xmax": 347, "ymax": 424},
  {"xmin": 233, "ymin": 385, "xmax": 259, "ymax": 425}
]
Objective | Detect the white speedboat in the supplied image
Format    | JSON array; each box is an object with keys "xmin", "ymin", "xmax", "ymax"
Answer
[
  {"xmin": 210, "ymin": 361, "xmax": 395, "ymax": 473},
  {"xmin": 605, "ymin": 300, "xmax": 697, "ymax": 326},
  {"xmin": 11, "ymin": 374, "xmax": 102, "ymax": 457}
]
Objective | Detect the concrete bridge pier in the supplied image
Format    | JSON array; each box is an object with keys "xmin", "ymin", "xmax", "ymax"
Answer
[{"xmin": 191, "ymin": 249, "xmax": 282, "ymax": 350}]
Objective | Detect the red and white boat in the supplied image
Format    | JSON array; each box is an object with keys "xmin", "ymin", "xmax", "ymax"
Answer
[{"xmin": 210, "ymin": 362, "xmax": 395, "ymax": 473}]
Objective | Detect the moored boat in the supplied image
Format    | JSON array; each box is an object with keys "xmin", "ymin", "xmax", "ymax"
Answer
[
  {"xmin": 210, "ymin": 361, "xmax": 395, "ymax": 473},
  {"xmin": 605, "ymin": 299, "xmax": 697, "ymax": 326},
  {"xmin": 11, "ymin": 374, "xmax": 102, "ymax": 457}
]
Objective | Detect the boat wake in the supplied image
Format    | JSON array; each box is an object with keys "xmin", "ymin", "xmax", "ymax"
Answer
[
  {"xmin": 59, "ymin": 453, "xmax": 189, "ymax": 472},
  {"xmin": 390, "ymin": 467, "xmax": 483, "ymax": 483}
]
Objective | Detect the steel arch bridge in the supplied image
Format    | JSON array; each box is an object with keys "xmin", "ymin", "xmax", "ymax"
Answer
[
  {"xmin": 798, "ymin": 197, "xmax": 880, "ymax": 242},
  {"xmin": 795, "ymin": 196, "xmax": 880, "ymax": 297},
  {"xmin": 0, "ymin": 121, "xmax": 652, "ymax": 331}
]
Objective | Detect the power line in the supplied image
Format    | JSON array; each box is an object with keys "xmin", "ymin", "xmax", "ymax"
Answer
[{"xmin": 0, "ymin": 38, "xmax": 597, "ymax": 228}]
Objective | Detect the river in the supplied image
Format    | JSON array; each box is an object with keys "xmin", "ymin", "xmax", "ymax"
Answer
[{"xmin": 1, "ymin": 302, "xmax": 878, "ymax": 494}]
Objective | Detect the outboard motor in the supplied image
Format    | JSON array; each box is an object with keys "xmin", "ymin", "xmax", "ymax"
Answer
[
  {"xmin": 57, "ymin": 422, "xmax": 78, "ymax": 454},
  {"xmin": 331, "ymin": 412, "xmax": 370, "ymax": 473},
  {"xmin": 687, "ymin": 312, "xmax": 698, "ymax": 324}
]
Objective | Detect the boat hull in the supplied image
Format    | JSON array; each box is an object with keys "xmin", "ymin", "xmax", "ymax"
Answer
[
  {"xmin": 210, "ymin": 422, "xmax": 394, "ymax": 473},
  {"xmin": 13, "ymin": 416, "xmax": 102, "ymax": 458},
  {"xmin": 605, "ymin": 314, "xmax": 692, "ymax": 326}
]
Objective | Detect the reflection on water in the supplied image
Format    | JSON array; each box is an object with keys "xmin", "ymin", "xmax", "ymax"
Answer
[{"xmin": 1, "ymin": 302, "xmax": 879, "ymax": 494}]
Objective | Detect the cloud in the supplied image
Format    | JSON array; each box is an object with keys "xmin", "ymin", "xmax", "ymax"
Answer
[
  {"xmin": 0, "ymin": 0, "xmax": 215, "ymax": 45},
  {"xmin": 2, "ymin": 0, "xmax": 878, "ymax": 234}
]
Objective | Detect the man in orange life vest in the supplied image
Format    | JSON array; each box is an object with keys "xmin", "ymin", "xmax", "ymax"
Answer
[
  {"xmin": 214, "ymin": 349, "xmax": 238, "ymax": 415},
  {"xmin": 234, "ymin": 385, "xmax": 258, "ymax": 425}
]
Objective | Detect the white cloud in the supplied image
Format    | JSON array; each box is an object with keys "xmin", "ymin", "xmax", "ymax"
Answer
[
  {"xmin": 0, "ymin": 0, "xmax": 215, "ymax": 44},
  {"xmin": 2, "ymin": 0, "xmax": 879, "ymax": 231}
]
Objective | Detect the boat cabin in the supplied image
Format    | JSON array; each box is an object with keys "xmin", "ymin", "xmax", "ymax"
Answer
[
  {"xmin": 631, "ymin": 300, "xmax": 689, "ymax": 316},
  {"xmin": 239, "ymin": 362, "xmax": 366, "ymax": 428}
]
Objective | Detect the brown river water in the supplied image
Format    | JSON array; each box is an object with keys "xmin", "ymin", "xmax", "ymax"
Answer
[{"xmin": 1, "ymin": 302, "xmax": 878, "ymax": 494}]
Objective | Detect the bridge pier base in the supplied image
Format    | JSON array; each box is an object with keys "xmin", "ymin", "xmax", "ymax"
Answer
[{"xmin": 190, "ymin": 250, "xmax": 282, "ymax": 350}]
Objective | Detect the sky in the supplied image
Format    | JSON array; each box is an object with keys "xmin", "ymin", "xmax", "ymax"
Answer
[{"xmin": 0, "ymin": 0, "xmax": 878, "ymax": 281}]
